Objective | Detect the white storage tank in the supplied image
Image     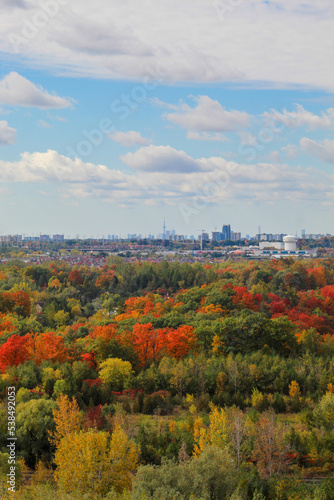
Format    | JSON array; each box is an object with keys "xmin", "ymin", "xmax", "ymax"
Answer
[{"xmin": 283, "ymin": 235, "xmax": 298, "ymax": 252}]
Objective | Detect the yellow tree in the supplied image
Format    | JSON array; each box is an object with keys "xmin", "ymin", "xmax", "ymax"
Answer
[
  {"xmin": 108, "ymin": 425, "xmax": 139, "ymax": 492},
  {"xmin": 54, "ymin": 426, "xmax": 139, "ymax": 495},
  {"xmin": 54, "ymin": 430, "xmax": 110, "ymax": 495},
  {"xmin": 193, "ymin": 403, "xmax": 228, "ymax": 457},
  {"xmin": 99, "ymin": 358, "xmax": 133, "ymax": 390},
  {"xmin": 49, "ymin": 394, "xmax": 83, "ymax": 448},
  {"xmin": 289, "ymin": 380, "xmax": 301, "ymax": 398}
]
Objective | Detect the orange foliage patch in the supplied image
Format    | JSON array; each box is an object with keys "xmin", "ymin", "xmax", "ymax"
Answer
[
  {"xmin": 0, "ymin": 334, "xmax": 31, "ymax": 373},
  {"xmin": 0, "ymin": 314, "xmax": 15, "ymax": 335},
  {"xmin": 196, "ymin": 304, "xmax": 224, "ymax": 315},
  {"xmin": 89, "ymin": 324, "xmax": 118, "ymax": 342},
  {"xmin": 28, "ymin": 332, "xmax": 70, "ymax": 365},
  {"xmin": 232, "ymin": 286, "xmax": 262, "ymax": 311},
  {"xmin": 131, "ymin": 322, "xmax": 197, "ymax": 367},
  {"xmin": 0, "ymin": 291, "xmax": 31, "ymax": 316},
  {"xmin": 307, "ymin": 266, "xmax": 327, "ymax": 287}
]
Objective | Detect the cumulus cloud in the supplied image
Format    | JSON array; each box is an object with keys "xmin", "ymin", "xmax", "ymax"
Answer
[
  {"xmin": 164, "ymin": 96, "xmax": 250, "ymax": 133},
  {"xmin": 121, "ymin": 145, "xmax": 209, "ymax": 173},
  {"xmin": 0, "ymin": 121, "xmax": 16, "ymax": 145},
  {"xmin": 0, "ymin": 150, "xmax": 121, "ymax": 183},
  {"xmin": 300, "ymin": 137, "xmax": 334, "ymax": 163},
  {"xmin": 0, "ymin": 148, "xmax": 333, "ymax": 206},
  {"xmin": 263, "ymin": 105, "xmax": 334, "ymax": 130},
  {"xmin": 109, "ymin": 130, "xmax": 153, "ymax": 147},
  {"xmin": 0, "ymin": 73, "xmax": 72, "ymax": 109}
]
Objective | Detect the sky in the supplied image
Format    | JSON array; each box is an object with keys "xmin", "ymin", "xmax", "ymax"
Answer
[{"xmin": 0, "ymin": 0, "xmax": 334, "ymax": 239}]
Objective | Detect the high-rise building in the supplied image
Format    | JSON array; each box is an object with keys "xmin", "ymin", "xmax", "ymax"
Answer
[
  {"xmin": 222, "ymin": 225, "xmax": 231, "ymax": 240},
  {"xmin": 212, "ymin": 231, "xmax": 223, "ymax": 242},
  {"xmin": 0, "ymin": 234, "xmax": 22, "ymax": 243},
  {"xmin": 231, "ymin": 232, "xmax": 241, "ymax": 241}
]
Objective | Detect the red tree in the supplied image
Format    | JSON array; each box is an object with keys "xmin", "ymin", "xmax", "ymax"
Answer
[
  {"xmin": 68, "ymin": 270, "xmax": 83, "ymax": 285},
  {"xmin": 132, "ymin": 322, "xmax": 164, "ymax": 367},
  {"xmin": 0, "ymin": 334, "xmax": 31, "ymax": 373},
  {"xmin": 164, "ymin": 325, "xmax": 197, "ymax": 360}
]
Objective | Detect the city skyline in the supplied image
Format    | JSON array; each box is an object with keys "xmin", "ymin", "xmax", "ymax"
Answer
[
  {"xmin": 1, "ymin": 223, "xmax": 332, "ymax": 241},
  {"xmin": 0, "ymin": 1, "xmax": 334, "ymax": 235}
]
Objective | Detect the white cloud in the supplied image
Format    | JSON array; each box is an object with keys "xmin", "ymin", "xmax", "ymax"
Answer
[
  {"xmin": 0, "ymin": 73, "xmax": 72, "ymax": 109},
  {"xmin": 165, "ymin": 96, "xmax": 250, "ymax": 132},
  {"xmin": 263, "ymin": 105, "xmax": 334, "ymax": 130},
  {"xmin": 1, "ymin": 1, "xmax": 334, "ymax": 89},
  {"xmin": 0, "ymin": 148, "xmax": 333, "ymax": 207},
  {"xmin": 300, "ymin": 137, "xmax": 334, "ymax": 163},
  {"xmin": 0, "ymin": 121, "xmax": 16, "ymax": 145},
  {"xmin": 121, "ymin": 145, "xmax": 208, "ymax": 173},
  {"xmin": 55, "ymin": 19, "xmax": 152, "ymax": 58},
  {"xmin": 109, "ymin": 130, "xmax": 153, "ymax": 147},
  {"xmin": 0, "ymin": 150, "xmax": 122, "ymax": 183}
]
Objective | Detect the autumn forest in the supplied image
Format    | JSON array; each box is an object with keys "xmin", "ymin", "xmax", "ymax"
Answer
[{"xmin": 1, "ymin": 255, "xmax": 334, "ymax": 499}]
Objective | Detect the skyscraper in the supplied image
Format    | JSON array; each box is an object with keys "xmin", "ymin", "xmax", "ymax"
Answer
[{"xmin": 222, "ymin": 225, "xmax": 231, "ymax": 240}]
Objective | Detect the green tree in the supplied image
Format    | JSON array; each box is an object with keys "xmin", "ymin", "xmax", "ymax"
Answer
[
  {"xmin": 133, "ymin": 447, "xmax": 238, "ymax": 499},
  {"xmin": 16, "ymin": 398, "xmax": 57, "ymax": 467},
  {"xmin": 313, "ymin": 391, "xmax": 334, "ymax": 431}
]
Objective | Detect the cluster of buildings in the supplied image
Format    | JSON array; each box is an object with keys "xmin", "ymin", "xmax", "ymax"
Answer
[
  {"xmin": 256, "ymin": 235, "xmax": 311, "ymax": 257},
  {"xmin": 255, "ymin": 231, "xmax": 332, "ymax": 242},
  {"xmin": 211, "ymin": 225, "xmax": 242, "ymax": 242},
  {"xmin": 0, "ymin": 224, "xmax": 332, "ymax": 249},
  {"xmin": 0, "ymin": 234, "xmax": 64, "ymax": 243}
]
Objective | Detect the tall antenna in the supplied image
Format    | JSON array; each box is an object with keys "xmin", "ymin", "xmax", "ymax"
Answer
[{"xmin": 163, "ymin": 217, "xmax": 166, "ymax": 240}]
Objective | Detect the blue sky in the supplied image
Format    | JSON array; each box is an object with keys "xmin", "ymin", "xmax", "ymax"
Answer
[{"xmin": 0, "ymin": 0, "xmax": 334, "ymax": 238}]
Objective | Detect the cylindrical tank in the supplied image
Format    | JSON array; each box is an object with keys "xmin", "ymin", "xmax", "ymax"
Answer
[{"xmin": 283, "ymin": 235, "xmax": 298, "ymax": 252}]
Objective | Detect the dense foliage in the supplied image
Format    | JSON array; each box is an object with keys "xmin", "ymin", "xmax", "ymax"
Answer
[{"xmin": 0, "ymin": 256, "xmax": 334, "ymax": 498}]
